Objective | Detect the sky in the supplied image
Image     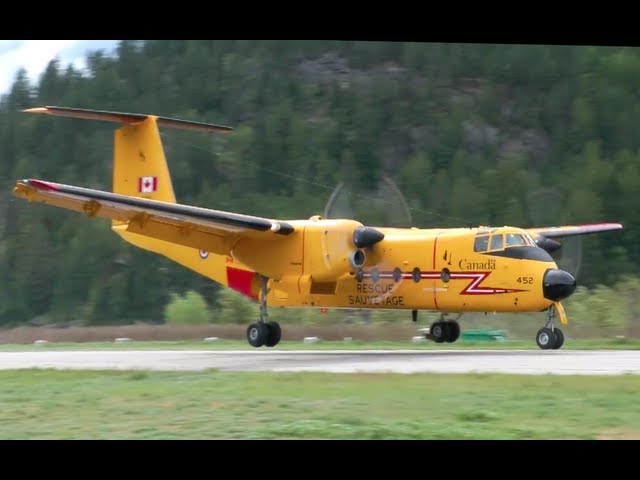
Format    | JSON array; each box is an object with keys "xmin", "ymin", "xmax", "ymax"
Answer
[{"xmin": 0, "ymin": 40, "xmax": 121, "ymax": 97}]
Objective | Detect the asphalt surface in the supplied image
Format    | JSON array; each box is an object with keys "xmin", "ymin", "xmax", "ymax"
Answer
[{"xmin": 1, "ymin": 349, "xmax": 639, "ymax": 375}]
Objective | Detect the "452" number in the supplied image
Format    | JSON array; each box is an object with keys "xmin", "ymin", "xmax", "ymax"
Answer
[{"xmin": 517, "ymin": 276, "xmax": 533, "ymax": 284}]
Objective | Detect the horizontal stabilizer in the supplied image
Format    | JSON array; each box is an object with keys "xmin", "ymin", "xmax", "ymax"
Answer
[{"xmin": 23, "ymin": 106, "xmax": 233, "ymax": 134}]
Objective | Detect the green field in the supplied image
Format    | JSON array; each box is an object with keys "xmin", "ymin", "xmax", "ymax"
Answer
[
  {"xmin": 0, "ymin": 369, "xmax": 637, "ymax": 439},
  {"xmin": 0, "ymin": 338, "xmax": 639, "ymax": 351}
]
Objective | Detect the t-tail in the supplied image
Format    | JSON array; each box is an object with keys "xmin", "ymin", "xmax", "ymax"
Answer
[
  {"xmin": 24, "ymin": 106, "xmax": 231, "ymax": 206},
  {"xmin": 22, "ymin": 106, "xmax": 259, "ymax": 298}
]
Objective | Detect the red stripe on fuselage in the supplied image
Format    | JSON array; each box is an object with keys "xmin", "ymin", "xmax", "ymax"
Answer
[{"xmin": 362, "ymin": 270, "xmax": 526, "ymax": 295}]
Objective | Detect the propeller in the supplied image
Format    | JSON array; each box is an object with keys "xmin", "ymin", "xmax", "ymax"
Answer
[
  {"xmin": 527, "ymin": 188, "xmax": 580, "ymax": 327},
  {"xmin": 526, "ymin": 188, "xmax": 583, "ymax": 281},
  {"xmin": 322, "ymin": 176, "xmax": 413, "ymax": 318}
]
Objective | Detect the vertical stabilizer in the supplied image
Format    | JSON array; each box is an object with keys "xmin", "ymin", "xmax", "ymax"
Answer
[{"xmin": 113, "ymin": 116, "xmax": 176, "ymax": 204}]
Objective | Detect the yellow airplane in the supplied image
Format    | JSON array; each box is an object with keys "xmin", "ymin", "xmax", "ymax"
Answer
[{"xmin": 11, "ymin": 106, "xmax": 624, "ymax": 350}]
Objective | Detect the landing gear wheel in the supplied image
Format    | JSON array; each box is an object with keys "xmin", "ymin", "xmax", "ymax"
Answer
[
  {"xmin": 446, "ymin": 321, "xmax": 460, "ymax": 343},
  {"xmin": 430, "ymin": 321, "xmax": 448, "ymax": 343},
  {"xmin": 265, "ymin": 321, "xmax": 281, "ymax": 347},
  {"xmin": 536, "ymin": 327, "xmax": 557, "ymax": 350},
  {"xmin": 247, "ymin": 322, "xmax": 269, "ymax": 348},
  {"xmin": 551, "ymin": 328, "xmax": 564, "ymax": 350},
  {"xmin": 246, "ymin": 275, "xmax": 280, "ymax": 348}
]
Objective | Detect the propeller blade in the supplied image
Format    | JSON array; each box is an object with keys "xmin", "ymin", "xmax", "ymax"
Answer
[
  {"xmin": 553, "ymin": 235, "xmax": 583, "ymax": 281},
  {"xmin": 324, "ymin": 182, "xmax": 354, "ymax": 220}
]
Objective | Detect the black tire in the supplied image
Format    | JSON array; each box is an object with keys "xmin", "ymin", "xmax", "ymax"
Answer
[
  {"xmin": 536, "ymin": 327, "xmax": 557, "ymax": 350},
  {"xmin": 552, "ymin": 328, "xmax": 564, "ymax": 350},
  {"xmin": 265, "ymin": 321, "xmax": 281, "ymax": 347},
  {"xmin": 446, "ymin": 321, "xmax": 460, "ymax": 343},
  {"xmin": 247, "ymin": 322, "xmax": 268, "ymax": 348},
  {"xmin": 431, "ymin": 321, "xmax": 448, "ymax": 343}
]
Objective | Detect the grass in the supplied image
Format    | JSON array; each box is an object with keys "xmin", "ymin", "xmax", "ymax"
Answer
[
  {"xmin": 0, "ymin": 369, "xmax": 638, "ymax": 439},
  {"xmin": 0, "ymin": 338, "xmax": 639, "ymax": 351}
]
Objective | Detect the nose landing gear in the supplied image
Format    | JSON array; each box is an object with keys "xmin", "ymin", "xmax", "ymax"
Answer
[{"xmin": 536, "ymin": 304, "xmax": 564, "ymax": 350}]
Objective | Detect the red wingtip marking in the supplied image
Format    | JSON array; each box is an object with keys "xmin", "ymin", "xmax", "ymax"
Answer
[{"xmin": 25, "ymin": 179, "xmax": 59, "ymax": 191}]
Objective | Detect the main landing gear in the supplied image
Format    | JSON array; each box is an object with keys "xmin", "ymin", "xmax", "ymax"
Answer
[
  {"xmin": 536, "ymin": 304, "xmax": 564, "ymax": 350},
  {"xmin": 427, "ymin": 313, "xmax": 462, "ymax": 344},
  {"xmin": 246, "ymin": 276, "xmax": 281, "ymax": 348}
]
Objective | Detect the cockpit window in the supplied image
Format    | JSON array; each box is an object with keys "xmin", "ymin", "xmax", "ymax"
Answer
[
  {"xmin": 474, "ymin": 235, "xmax": 489, "ymax": 252},
  {"xmin": 476, "ymin": 230, "xmax": 537, "ymax": 253},
  {"xmin": 505, "ymin": 233, "xmax": 526, "ymax": 247},
  {"xmin": 489, "ymin": 234, "xmax": 504, "ymax": 251},
  {"xmin": 523, "ymin": 233, "xmax": 536, "ymax": 246}
]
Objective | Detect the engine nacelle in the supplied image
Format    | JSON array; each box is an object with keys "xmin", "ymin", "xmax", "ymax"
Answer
[
  {"xmin": 303, "ymin": 218, "xmax": 370, "ymax": 281},
  {"xmin": 536, "ymin": 235, "xmax": 562, "ymax": 253}
]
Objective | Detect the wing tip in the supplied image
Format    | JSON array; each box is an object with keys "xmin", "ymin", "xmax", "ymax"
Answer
[
  {"xmin": 530, "ymin": 222, "xmax": 625, "ymax": 239},
  {"xmin": 17, "ymin": 178, "xmax": 59, "ymax": 191},
  {"xmin": 588, "ymin": 222, "xmax": 624, "ymax": 231},
  {"xmin": 23, "ymin": 107, "xmax": 50, "ymax": 114}
]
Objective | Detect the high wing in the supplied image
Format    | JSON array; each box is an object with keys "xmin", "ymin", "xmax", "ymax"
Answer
[
  {"xmin": 527, "ymin": 223, "xmax": 623, "ymax": 239},
  {"xmin": 12, "ymin": 179, "xmax": 295, "ymax": 256}
]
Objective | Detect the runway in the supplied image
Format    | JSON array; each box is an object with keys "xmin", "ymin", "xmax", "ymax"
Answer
[{"xmin": 0, "ymin": 349, "xmax": 639, "ymax": 375}]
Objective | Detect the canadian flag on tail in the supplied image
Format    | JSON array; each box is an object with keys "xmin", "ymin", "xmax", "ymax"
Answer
[{"xmin": 138, "ymin": 176, "xmax": 158, "ymax": 193}]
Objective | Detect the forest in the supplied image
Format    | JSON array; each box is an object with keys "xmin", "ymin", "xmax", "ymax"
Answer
[{"xmin": 0, "ymin": 41, "xmax": 638, "ymax": 328}]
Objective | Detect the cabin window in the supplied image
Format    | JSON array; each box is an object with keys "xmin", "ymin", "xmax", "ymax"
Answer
[
  {"xmin": 505, "ymin": 233, "xmax": 526, "ymax": 247},
  {"xmin": 412, "ymin": 267, "xmax": 421, "ymax": 283},
  {"xmin": 474, "ymin": 235, "xmax": 490, "ymax": 252},
  {"xmin": 489, "ymin": 234, "xmax": 504, "ymax": 251}
]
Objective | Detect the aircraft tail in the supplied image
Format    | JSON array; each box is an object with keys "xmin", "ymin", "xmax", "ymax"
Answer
[
  {"xmin": 113, "ymin": 116, "xmax": 176, "ymax": 204},
  {"xmin": 22, "ymin": 106, "xmax": 246, "ymax": 292},
  {"xmin": 24, "ymin": 106, "xmax": 232, "ymax": 207}
]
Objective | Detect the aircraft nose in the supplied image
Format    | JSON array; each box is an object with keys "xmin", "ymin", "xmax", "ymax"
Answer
[{"xmin": 543, "ymin": 269, "xmax": 577, "ymax": 301}]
